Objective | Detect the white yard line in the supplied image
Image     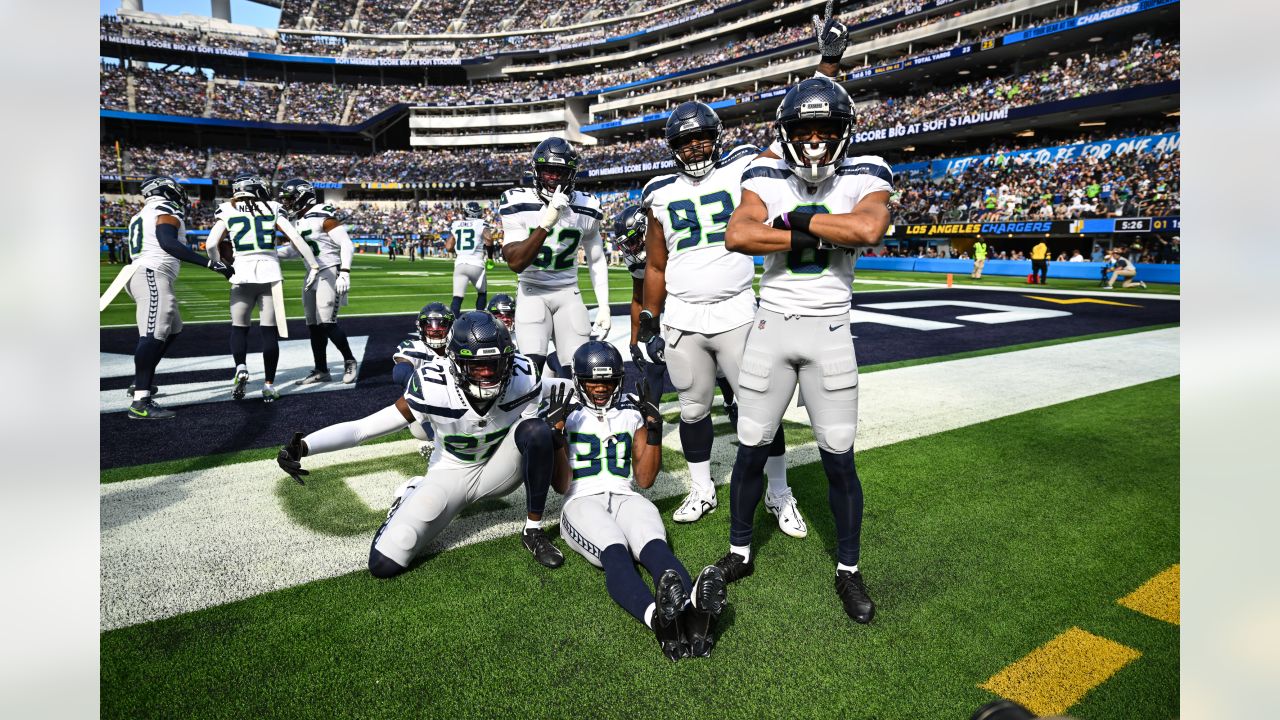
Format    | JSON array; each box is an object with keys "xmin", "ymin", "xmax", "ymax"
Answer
[{"xmin": 100, "ymin": 328, "xmax": 1179, "ymax": 631}]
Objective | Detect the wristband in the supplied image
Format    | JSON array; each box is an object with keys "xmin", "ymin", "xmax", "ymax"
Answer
[
  {"xmin": 550, "ymin": 426, "xmax": 568, "ymax": 451},
  {"xmin": 821, "ymin": 53, "xmax": 843, "ymax": 65},
  {"xmin": 339, "ymin": 268, "xmax": 350, "ymax": 274},
  {"xmin": 645, "ymin": 420, "xmax": 663, "ymax": 446},
  {"xmin": 786, "ymin": 212, "xmax": 813, "ymax": 235},
  {"xmin": 790, "ymin": 232, "xmax": 820, "ymax": 251},
  {"xmin": 637, "ymin": 310, "xmax": 661, "ymax": 343}
]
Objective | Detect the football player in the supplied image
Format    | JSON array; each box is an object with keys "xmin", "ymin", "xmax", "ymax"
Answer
[
  {"xmin": 277, "ymin": 178, "xmax": 358, "ymax": 386},
  {"xmin": 548, "ymin": 341, "xmax": 727, "ymax": 661},
  {"xmin": 717, "ymin": 77, "xmax": 893, "ymax": 624},
  {"xmin": 206, "ymin": 174, "xmax": 319, "ymax": 402},
  {"xmin": 499, "ymin": 137, "xmax": 610, "ymax": 377},
  {"xmin": 446, "ymin": 201, "xmax": 495, "ymax": 317},
  {"xmin": 276, "ymin": 312, "xmax": 566, "ymax": 575},
  {"xmin": 636, "ymin": 102, "xmax": 803, "ymax": 535},
  {"xmin": 487, "ymin": 293, "xmax": 516, "ymax": 333},
  {"xmin": 123, "ymin": 176, "xmax": 234, "ymax": 419},
  {"xmin": 391, "ymin": 302, "xmax": 455, "ymax": 462}
]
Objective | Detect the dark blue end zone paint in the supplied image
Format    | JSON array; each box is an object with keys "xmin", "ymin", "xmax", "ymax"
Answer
[{"xmin": 100, "ymin": 290, "xmax": 1178, "ymax": 470}]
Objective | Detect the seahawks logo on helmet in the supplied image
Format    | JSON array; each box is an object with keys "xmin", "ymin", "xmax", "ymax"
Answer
[
  {"xmin": 612, "ymin": 205, "xmax": 647, "ymax": 266},
  {"xmin": 277, "ymin": 178, "xmax": 318, "ymax": 220},
  {"xmin": 446, "ymin": 312, "xmax": 516, "ymax": 402},
  {"xmin": 531, "ymin": 137, "xmax": 579, "ymax": 203},
  {"xmin": 774, "ymin": 77, "xmax": 856, "ymax": 186},
  {"xmin": 140, "ymin": 176, "xmax": 189, "ymax": 219},
  {"xmin": 417, "ymin": 302, "xmax": 455, "ymax": 351},
  {"xmin": 231, "ymin": 173, "xmax": 273, "ymax": 202},
  {"xmin": 572, "ymin": 340, "xmax": 625, "ymax": 418},
  {"xmin": 664, "ymin": 101, "xmax": 723, "ymax": 179},
  {"xmin": 486, "ymin": 294, "xmax": 516, "ymax": 332},
  {"xmin": 464, "ymin": 201, "xmax": 484, "ymax": 219}
]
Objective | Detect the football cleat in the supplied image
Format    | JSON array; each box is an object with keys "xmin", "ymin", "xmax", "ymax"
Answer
[
  {"xmin": 714, "ymin": 551, "xmax": 755, "ymax": 584},
  {"xmin": 125, "ymin": 384, "xmax": 159, "ymax": 398},
  {"xmin": 300, "ymin": 369, "xmax": 332, "ymax": 385},
  {"xmin": 653, "ymin": 569, "xmax": 691, "ymax": 661},
  {"xmin": 672, "ymin": 488, "xmax": 717, "ymax": 523},
  {"xmin": 835, "ymin": 570, "xmax": 875, "ymax": 624},
  {"xmin": 262, "ymin": 385, "xmax": 280, "ymax": 403},
  {"xmin": 685, "ymin": 565, "xmax": 728, "ymax": 658},
  {"xmin": 126, "ymin": 398, "xmax": 175, "ymax": 421},
  {"xmin": 232, "ymin": 369, "xmax": 249, "ymax": 400},
  {"xmin": 521, "ymin": 527, "xmax": 564, "ymax": 569},
  {"xmin": 765, "ymin": 489, "xmax": 809, "ymax": 539},
  {"xmin": 342, "ymin": 359, "xmax": 357, "ymax": 384}
]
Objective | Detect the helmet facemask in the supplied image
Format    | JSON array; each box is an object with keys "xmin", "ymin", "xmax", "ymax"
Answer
[
  {"xmin": 574, "ymin": 372, "xmax": 623, "ymax": 419},
  {"xmin": 777, "ymin": 116, "xmax": 852, "ymax": 186},
  {"xmin": 419, "ymin": 316, "xmax": 452, "ymax": 350},
  {"xmin": 451, "ymin": 352, "xmax": 513, "ymax": 401},
  {"xmin": 615, "ymin": 207, "xmax": 647, "ymax": 262},
  {"xmin": 534, "ymin": 164, "xmax": 575, "ymax": 203},
  {"xmin": 669, "ymin": 127, "xmax": 722, "ymax": 179}
]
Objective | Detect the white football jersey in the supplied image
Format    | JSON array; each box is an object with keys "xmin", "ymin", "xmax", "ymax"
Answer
[
  {"xmin": 619, "ymin": 245, "xmax": 646, "ymax": 281},
  {"xmin": 292, "ymin": 203, "xmax": 345, "ymax": 270},
  {"xmin": 128, "ymin": 197, "xmax": 187, "ymax": 281},
  {"xmin": 402, "ymin": 352, "xmax": 545, "ymax": 468},
  {"xmin": 641, "ymin": 145, "xmax": 760, "ymax": 333},
  {"xmin": 558, "ymin": 399, "xmax": 644, "ymax": 502},
  {"xmin": 740, "ymin": 154, "xmax": 894, "ymax": 316},
  {"xmin": 450, "ymin": 219, "xmax": 488, "ymax": 268},
  {"xmin": 391, "ymin": 334, "xmax": 443, "ymax": 369},
  {"xmin": 216, "ymin": 199, "xmax": 288, "ymax": 284},
  {"xmin": 498, "ymin": 187, "xmax": 602, "ymax": 290}
]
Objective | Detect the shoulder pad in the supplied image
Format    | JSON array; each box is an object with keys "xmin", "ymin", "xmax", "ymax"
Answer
[
  {"xmin": 717, "ymin": 144, "xmax": 760, "ymax": 168},
  {"xmin": 641, "ymin": 174, "xmax": 679, "ymax": 206}
]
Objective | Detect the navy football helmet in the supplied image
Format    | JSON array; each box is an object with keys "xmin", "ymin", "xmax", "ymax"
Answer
[
  {"xmin": 486, "ymin": 293, "xmax": 516, "ymax": 331},
  {"xmin": 774, "ymin": 77, "xmax": 856, "ymax": 185},
  {"xmin": 231, "ymin": 173, "xmax": 273, "ymax": 202},
  {"xmin": 277, "ymin": 178, "xmax": 318, "ymax": 220},
  {"xmin": 447, "ymin": 311, "xmax": 516, "ymax": 401},
  {"xmin": 140, "ymin": 176, "xmax": 189, "ymax": 218},
  {"xmin": 531, "ymin": 137, "xmax": 579, "ymax": 203},
  {"xmin": 464, "ymin": 201, "xmax": 484, "ymax": 219},
  {"xmin": 612, "ymin": 205, "xmax": 647, "ymax": 265},
  {"xmin": 572, "ymin": 340, "xmax": 625, "ymax": 417},
  {"xmin": 665, "ymin": 101, "xmax": 723, "ymax": 179},
  {"xmin": 520, "ymin": 170, "xmax": 536, "ymax": 188},
  {"xmin": 417, "ymin": 302, "xmax": 455, "ymax": 351}
]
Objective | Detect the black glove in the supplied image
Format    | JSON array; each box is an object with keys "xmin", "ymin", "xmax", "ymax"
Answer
[
  {"xmin": 543, "ymin": 383, "xmax": 575, "ymax": 434},
  {"xmin": 277, "ymin": 432, "xmax": 309, "ymax": 484},
  {"xmin": 208, "ymin": 259, "xmax": 235, "ymax": 280},
  {"xmin": 630, "ymin": 343, "xmax": 647, "ymax": 369},
  {"xmin": 637, "ymin": 376, "xmax": 663, "ymax": 446},
  {"xmin": 813, "ymin": 0, "xmax": 850, "ymax": 65},
  {"xmin": 773, "ymin": 214, "xmax": 836, "ymax": 251}
]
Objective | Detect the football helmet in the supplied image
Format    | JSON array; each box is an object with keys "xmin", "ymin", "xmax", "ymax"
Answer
[
  {"xmin": 446, "ymin": 311, "xmax": 516, "ymax": 401},
  {"xmin": 140, "ymin": 176, "xmax": 189, "ymax": 219},
  {"xmin": 775, "ymin": 77, "xmax": 855, "ymax": 185},
  {"xmin": 664, "ymin": 101, "xmax": 723, "ymax": 179},
  {"xmin": 463, "ymin": 201, "xmax": 484, "ymax": 219},
  {"xmin": 612, "ymin": 205, "xmax": 647, "ymax": 266},
  {"xmin": 520, "ymin": 170, "xmax": 536, "ymax": 188},
  {"xmin": 486, "ymin": 293, "xmax": 516, "ymax": 331},
  {"xmin": 417, "ymin": 302, "xmax": 455, "ymax": 351},
  {"xmin": 572, "ymin": 340, "xmax": 625, "ymax": 418},
  {"xmin": 231, "ymin": 173, "xmax": 273, "ymax": 202},
  {"xmin": 277, "ymin": 178, "xmax": 318, "ymax": 219},
  {"xmin": 531, "ymin": 137, "xmax": 579, "ymax": 203}
]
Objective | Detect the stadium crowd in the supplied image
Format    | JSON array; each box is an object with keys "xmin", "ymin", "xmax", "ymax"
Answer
[{"xmin": 209, "ymin": 80, "xmax": 282, "ymax": 122}]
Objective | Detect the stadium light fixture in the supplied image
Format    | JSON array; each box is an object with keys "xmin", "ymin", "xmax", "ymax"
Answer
[
  {"xmin": 1079, "ymin": 121, "xmax": 1107, "ymax": 127},
  {"xmin": 1165, "ymin": 110, "xmax": 1181, "ymax": 117},
  {"xmin": 1088, "ymin": 36, "xmax": 1103, "ymax": 42},
  {"xmin": 986, "ymin": 64, "xmax": 997, "ymax": 69},
  {"xmin": 958, "ymin": 69, "xmax": 970, "ymax": 75},
  {"xmin": 903, "ymin": 146, "xmax": 915, "ymax": 152},
  {"xmin": 1048, "ymin": 51, "xmax": 1060, "ymax": 56},
  {"xmin": 1016, "ymin": 129, "xmax": 1035, "ymax": 137}
]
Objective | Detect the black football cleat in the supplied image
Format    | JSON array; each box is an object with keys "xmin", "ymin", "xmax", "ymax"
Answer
[
  {"xmin": 126, "ymin": 398, "xmax": 175, "ymax": 420},
  {"xmin": 521, "ymin": 528, "xmax": 564, "ymax": 569},
  {"xmin": 835, "ymin": 570, "xmax": 875, "ymax": 624},
  {"xmin": 653, "ymin": 569, "xmax": 691, "ymax": 662},
  {"xmin": 714, "ymin": 551, "xmax": 755, "ymax": 584},
  {"xmin": 685, "ymin": 565, "xmax": 727, "ymax": 658}
]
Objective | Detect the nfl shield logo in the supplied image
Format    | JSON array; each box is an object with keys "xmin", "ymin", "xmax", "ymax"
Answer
[{"xmin": 758, "ymin": 320, "xmax": 767, "ymax": 330}]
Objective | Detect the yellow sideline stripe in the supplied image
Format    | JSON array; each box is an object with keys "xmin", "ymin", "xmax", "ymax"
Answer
[
  {"xmin": 1118, "ymin": 564, "xmax": 1180, "ymax": 625},
  {"xmin": 1023, "ymin": 295, "xmax": 1143, "ymax": 307},
  {"xmin": 980, "ymin": 627, "xmax": 1141, "ymax": 717}
]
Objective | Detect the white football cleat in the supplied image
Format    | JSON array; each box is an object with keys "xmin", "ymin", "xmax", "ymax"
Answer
[
  {"xmin": 673, "ymin": 488, "xmax": 717, "ymax": 523},
  {"xmin": 342, "ymin": 359, "xmax": 358, "ymax": 384},
  {"xmin": 765, "ymin": 489, "xmax": 808, "ymax": 538}
]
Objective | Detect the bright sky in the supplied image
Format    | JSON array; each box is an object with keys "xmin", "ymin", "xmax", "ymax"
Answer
[{"xmin": 99, "ymin": 0, "xmax": 281, "ymax": 28}]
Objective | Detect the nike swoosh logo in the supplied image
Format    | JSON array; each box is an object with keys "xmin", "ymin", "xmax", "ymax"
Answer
[
  {"xmin": 130, "ymin": 408, "xmax": 148, "ymax": 417},
  {"xmin": 829, "ymin": 324, "xmax": 842, "ymax": 332}
]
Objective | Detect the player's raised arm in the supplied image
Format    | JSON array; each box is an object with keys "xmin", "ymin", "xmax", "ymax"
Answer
[
  {"xmin": 807, "ymin": 190, "xmax": 892, "ymax": 248},
  {"xmin": 276, "ymin": 400, "xmax": 414, "ymax": 484},
  {"xmin": 813, "ymin": 0, "xmax": 850, "ymax": 78},
  {"xmin": 503, "ymin": 187, "xmax": 568, "ymax": 272},
  {"xmin": 632, "ymin": 375, "xmax": 664, "ymax": 489},
  {"xmin": 640, "ymin": 208, "xmax": 668, "ymax": 318},
  {"xmin": 725, "ymin": 187, "xmax": 795, "ymax": 255}
]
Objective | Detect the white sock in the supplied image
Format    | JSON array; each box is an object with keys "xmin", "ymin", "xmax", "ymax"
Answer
[
  {"xmin": 765, "ymin": 456, "xmax": 788, "ymax": 496},
  {"xmin": 133, "ymin": 390, "xmax": 150, "ymax": 402},
  {"xmin": 643, "ymin": 602, "xmax": 656, "ymax": 629},
  {"xmin": 263, "ymin": 381, "xmax": 274, "ymax": 390},
  {"xmin": 688, "ymin": 461, "xmax": 714, "ymax": 496},
  {"xmin": 524, "ymin": 517, "xmax": 541, "ymax": 532},
  {"xmin": 730, "ymin": 544, "xmax": 751, "ymax": 562},
  {"xmin": 236, "ymin": 363, "xmax": 247, "ymax": 374},
  {"xmin": 837, "ymin": 563, "xmax": 859, "ymax": 575}
]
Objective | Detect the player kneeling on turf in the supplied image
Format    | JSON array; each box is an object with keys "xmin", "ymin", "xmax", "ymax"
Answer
[{"xmin": 548, "ymin": 340, "xmax": 727, "ymax": 661}]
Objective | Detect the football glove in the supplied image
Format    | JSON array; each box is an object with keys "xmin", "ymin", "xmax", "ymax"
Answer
[
  {"xmin": 278, "ymin": 432, "xmax": 309, "ymax": 484},
  {"xmin": 538, "ymin": 187, "xmax": 571, "ymax": 232},
  {"xmin": 304, "ymin": 266, "xmax": 319, "ymax": 292},
  {"xmin": 630, "ymin": 343, "xmax": 647, "ymax": 369},
  {"xmin": 485, "ymin": 259, "xmax": 495, "ymax": 271},
  {"xmin": 335, "ymin": 272, "xmax": 350, "ymax": 295},
  {"xmin": 591, "ymin": 311, "xmax": 612, "ymax": 339},
  {"xmin": 208, "ymin": 259, "xmax": 234, "ymax": 280},
  {"xmin": 637, "ymin": 375, "xmax": 664, "ymax": 446},
  {"xmin": 542, "ymin": 383, "xmax": 576, "ymax": 433},
  {"xmin": 813, "ymin": 0, "xmax": 850, "ymax": 64}
]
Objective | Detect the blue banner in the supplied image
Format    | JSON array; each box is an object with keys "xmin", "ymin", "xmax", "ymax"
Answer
[
  {"xmin": 1001, "ymin": 0, "xmax": 1178, "ymax": 45},
  {"xmin": 935, "ymin": 132, "xmax": 1180, "ymax": 177}
]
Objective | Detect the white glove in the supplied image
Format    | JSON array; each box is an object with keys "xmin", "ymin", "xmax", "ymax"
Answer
[
  {"xmin": 538, "ymin": 187, "xmax": 571, "ymax": 231},
  {"xmin": 304, "ymin": 266, "xmax": 319, "ymax": 292},
  {"xmin": 335, "ymin": 271, "xmax": 350, "ymax": 295},
  {"xmin": 591, "ymin": 311, "xmax": 612, "ymax": 339}
]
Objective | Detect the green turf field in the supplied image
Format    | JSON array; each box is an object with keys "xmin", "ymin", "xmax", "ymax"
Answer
[
  {"xmin": 98, "ymin": 255, "xmax": 1178, "ymax": 327},
  {"xmin": 852, "ymin": 269, "xmax": 1181, "ymax": 295},
  {"xmin": 100, "ymin": 377, "xmax": 1179, "ymax": 719}
]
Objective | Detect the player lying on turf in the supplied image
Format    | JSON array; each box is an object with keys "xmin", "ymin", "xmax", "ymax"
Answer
[
  {"xmin": 547, "ymin": 341, "xmax": 727, "ymax": 661},
  {"xmin": 277, "ymin": 311, "xmax": 566, "ymax": 575}
]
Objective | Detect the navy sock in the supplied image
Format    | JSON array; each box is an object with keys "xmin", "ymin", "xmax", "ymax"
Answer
[
  {"xmin": 769, "ymin": 429, "xmax": 786, "ymax": 457},
  {"xmin": 325, "ymin": 322, "xmax": 354, "ymax": 362},
  {"xmin": 715, "ymin": 376, "xmax": 735, "ymax": 406},
  {"xmin": 601, "ymin": 544, "xmax": 654, "ymax": 625},
  {"xmin": 729, "ymin": 442, "xmax": 772, "ymax": 548},
  {"xmin": 308, "ymin": 324, "xmax": 328, "ymax": 371},
  {"xmin": 514, "ymin": 419, "xmax": 553, "ymax": 516},
  {"xmin": 475, "ymin": 291, "xmax": 487, "ymax": 311},
  {"xmin": 821, "ymin": 448, "xmax": 864, "ymax": 566},
  {"xmin": 230, "ymin": 326, "xmax": 249, "ymax": 367},
  {"xmin": 449, "ymin": 296, "xmax": 463, "ymax": 317},
  {"xmin": 133, "ymin": 336, "xmax": 165, "ymax": 397},
  {"xmin": 527, "ymin": 354, "xmax": 547, "ymax": 376},
  {"xmin": 159, "ymin": 331, "xmax": 181, "ymax": 358},
  {"xmin": 679, "ymin": 416, "xmax": 714, "ymax": 464},
  {"xmin": 638, "ymin": 538, "xmax": 692, "ymax": 595},
  {"xmin": 262, "ymin": 326, "xmax": 280, "ymax": 383}
]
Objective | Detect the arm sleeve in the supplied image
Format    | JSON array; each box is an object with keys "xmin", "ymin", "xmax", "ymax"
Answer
[
  {"xmin": 302, "ymin": 404, "xmax": 410, "ymax": 456},
  {"xmin": 330, "ymin": 224, "xmax": 354, "ymax": 270},
  {"xmin": 583, "ymin": 223, "xmax": 609, "ymax": 308},
  {"xmin": 275, "ymin": 214, "xmax": 319, "ymax": 269},
  {"xmin": 276, "ymin": 243, "xmax": 300, "ymax": 260},
  {"xmin": 155, "ymin": 222, "xmax": 210, "ymax": 268},
  {"xmin": 205, "ymin": 220, "xmax": 226, "ymax": 263}
]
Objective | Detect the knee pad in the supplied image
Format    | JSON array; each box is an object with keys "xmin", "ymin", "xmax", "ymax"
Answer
[
  {"xmin": 817, "ymin": 424, "xmax": 856, "ymax": 454},
  {"xmin": 679, "ymin": 400, "xmax": 711, "ymax": 425},
  {"xmin": 409, "ymin": 422, "xmax": 430, "ymax": 441},
  {"xmin": 736, "ymin": 415, "xmax": 771, "ymax": 448},
  {"xmin": 368, "ymin": 548, "xmax": 407, "ymax": 579}
]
